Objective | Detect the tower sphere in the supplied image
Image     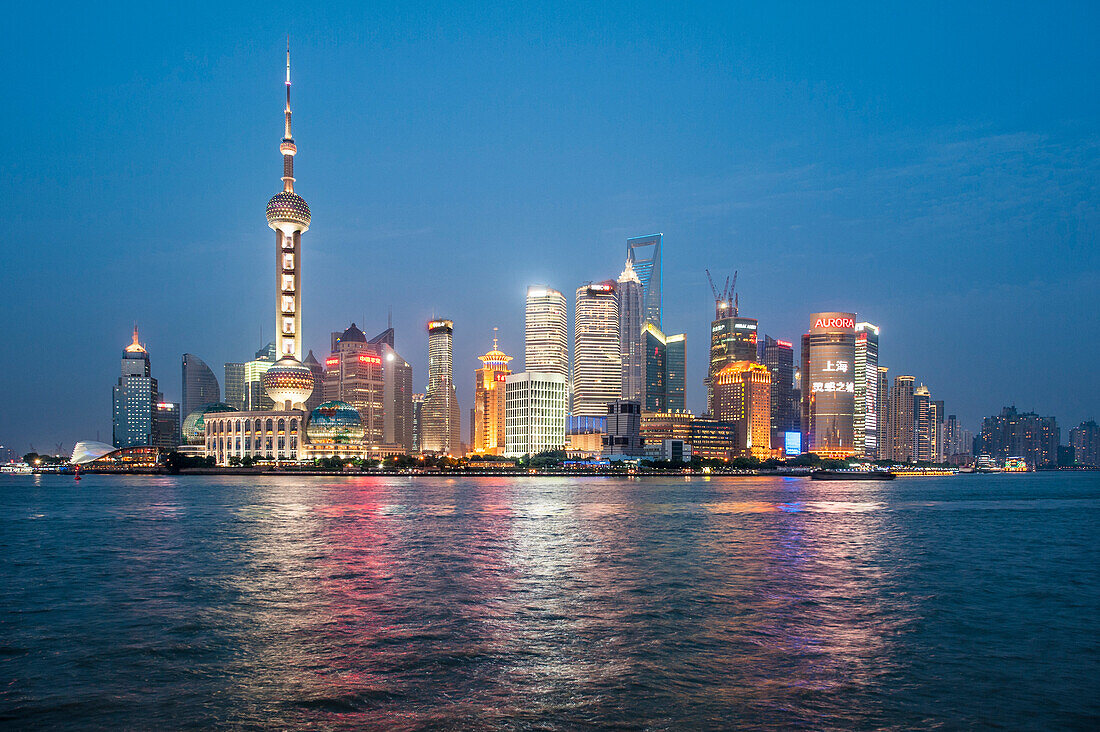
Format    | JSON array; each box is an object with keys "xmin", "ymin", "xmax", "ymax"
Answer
[
  {"xmin": 262, "ymin": 355, "xmax": 315, "ymax": 409},
  {"xmin": 266, "ymin": 191, "xmax": 311, "ymax": 233}
]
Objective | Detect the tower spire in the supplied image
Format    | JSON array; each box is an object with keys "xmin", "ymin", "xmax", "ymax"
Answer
[{"xmin": 280, "ymin": 37, "xmax": 297, "ymax": 193}]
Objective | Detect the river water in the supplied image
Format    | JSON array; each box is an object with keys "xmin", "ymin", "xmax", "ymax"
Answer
[{"xmin": 1, "ymin": 472, "xmax": 1097, "ymax": 729}]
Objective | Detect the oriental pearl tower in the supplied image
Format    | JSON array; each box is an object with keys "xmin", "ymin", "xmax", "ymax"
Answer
[{"xmin": 262, "ymin": 42, "xmax": 316, "ymax": 410}]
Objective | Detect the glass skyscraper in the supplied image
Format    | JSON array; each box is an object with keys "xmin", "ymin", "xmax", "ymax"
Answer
[
  {"xmin": 182, "ymin": 353, "xmax": 221, "ymax": 420},
  {"xmin": 573, "ymin": 281, "xmax": 621, "ymax": 417},
  {"xmin": 853, "ymin": 323, "xmax": 880, "ymax": 458},
  {"xmin": 112, "ymin": 327, "xmax": 159, "ymax": 448},
  {"xmin": 626, "ymin": 234, "xmax": 662, "ymax": 328}
]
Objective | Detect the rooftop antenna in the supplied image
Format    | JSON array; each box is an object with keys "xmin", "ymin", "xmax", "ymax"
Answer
[{"xmin": 492, "ymin": 326, "xmax": 499, "ymax": 350}]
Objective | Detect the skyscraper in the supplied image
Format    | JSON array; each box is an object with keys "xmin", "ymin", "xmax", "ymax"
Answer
[
  {"xmin": 975, "ymin": 407, "xmax": 1059, "ymax": 468},
  {"xmin": 261, "ymin": 44, "xmax": 315, "ymax": 411},
  {"xmin": 877, "ymin": 366, "xmax": 890, "ymax": 460},
  {"xmin": 853, "ymin": 323, "xmax": 880, "ymax": 459},
  {"xmin": 112, "ymin": 326, "xmax": 159, "ymax": 448},
  {"xmin": 706, "ymin": 302, "xmax": 758, "ymax": 415},
  {"xmin": 712, "ymin": 361, "xmax": 772, "ymax": 459},
  {"xmin": 303, "ymin": 350, "xmax": 325, "ymax": 412},
  {"xmin": 379, "ymin": 340, "xmax": 414, "ymax": 452},
  {"xmin": 932, "ymin": 399, "xmax": 945, "ymax": 463},
  {"xmin": 573, "ymin": 281, "xmax": 621, "ymax": 417},
  {"xmin": 422, "ymin": 319, "xmax": 461, "ymax": 454},
  {"xmin": 525, "ymin": 286, "xmax": 568, "ymax": 377},
  {"xmin": 800, "ymin": 312, "xmax": 857, "ymax": 458},
  {"xmin": 642, "ymin": 324, "xmax": 686, "ymax": 413},
  {"xmin": 914, "ymin": 385, "xmax": 932, "ymax": 463},
  {"xmin": 888, "ymin": 375, "xmax": 916, "ymax": 463},
  {"xmin": 665, "ymin": 333, "xmax": 686, "ymax": 412},
  {"xmin": 626, "ymin": 234, "xmax": 662, "ymax": 327},
  {"xmin": 322, "ymin": 324, "xmax": 385, "ymax": 445},
  {"xmin": 153, "ymin": 402, "xmax": 181, "ymax": 449},
  {"xmin": 223, "ymin": 362, "xmax": 246, "ymax": 410},
  {"xmin": 182, "ymin": 353, "xmax": 220, "ymax": 420},
  {"xmin": 1069, "ymin": 420, "xmax": 1099, "ymax": 466},
  {"xmin": 760, "ymin": 335, "xmax": 798, "ymax": 447},
  {"xmin": 504, "ymin": 372, "xmax": 568, "ymax": 457},
  {"xmin": 473, "ymin": 332, "xmax": 512, "ymax": 455},
  {"xmin": 411, "ymin": 393, "xmax": 425, "ymax": 454},
  {"xmin": 617, "ymin": 260, "xmax": 644, "ymax": 403}
]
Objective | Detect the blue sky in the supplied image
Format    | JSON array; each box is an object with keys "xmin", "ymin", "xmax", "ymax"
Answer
[{"xmin": 3, "ymin": 1, "xmax": 1097, "ymax": 453}]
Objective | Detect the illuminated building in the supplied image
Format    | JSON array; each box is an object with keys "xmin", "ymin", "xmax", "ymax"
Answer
[
  {"xmin": 573, "ymin": 281, "xmax": 621, "ymax": 417},
  {"xmin": 932, "ymin": 399, "xmax": 945, "ymax": 463},
  {"xmin": 261, "ymin": 44, "xmax": 315, "ymax": 410},
  {"xmin": 1069, "ymin": 420, "xmax": 1099, "ymax": 466},
  {"xmin": 760, "ymin": 335, "xmax": 797, "ymax": 447},
  {"xmin": 411, "ymin": 393, "xmax": 424, "ymax": 453},
  {"xmin": 617, "ymin": 260, "xmax": 644, "ymax": 403},
  {"xmin": 706, "ymin": 304, "xmax": 758, "ymax": 414},
  {"xmin": 603, "ymin": 400, "xmax": 644, "ymax": 458},
  {"xmin": 504, "ymin": 372, "xmax": 568, "ymax": 457},
  {"xmin": 322, "ymin": 324, "xmax": 385, "ymax": 445},
  {"xmin": 182, "ymin": 402, "xmax": 236, "ymax": 444},
  {"xmin": 112, "ymin": 326, "xmax": 159, "ymax": 448},
  {"xmin": 690, "ymin": 417, "xmax": 738, "ymax": 461},
  {"xmin": 640, "ymin": 411, "xmax": 694, "ymax": 458},
  {"xmin": 223, "ymin": 362, "xmax": 246, "ymax": 410},
  {"xmin": 305, "ymin": 400, "xmax": 366, "ymax": 445},
  {"xmin": 666, "ymin": 333, "xmax": 686, "ymax": 412},
  {"xmin": 800, "ymin": 312, "xmax": 857, "ymax": 458},
  {"xmin": 422, "ymin": 320, "xmax": 461, "ymax": 454},
  {"xmin": 914, "ymin": 385, "xmax": 932, "ymax": 462},
  {"xmin": 888, "ymin": 375, "xmax": 916, "ymax": 463},
  {"xmin": 244, "ymin": 357, "xmax": 274, "ymax": 411},
  {"xmin": 877, "ymin": 367, "xmax": 890, "ymax": 460},
  {"xmin": 181, "ymin": 354, "xmax": 220, "ymax": 421},
  {"xmin": 626, "ymin": 233, "xmax": 662, "ymax": 327},
  {"xmin": 525, "ymin": 285, "xmax": 568, "ymax": 377},
  {"xmin": 473, "ymin": 332, "xmax": 512, "ymax": 455},
  {"xmin": 853, "ymin": 323, "xmax": 880, "ymax": 458},
  {"xmin": 712, "ymin": 361, "xmax": 772, "ymax": 459},
  {"xmin": 975, "ymin": 406, "xmax": 1059, "ymax": 468},
  {"xmin": 303, "ymin": 351, "xmax": 325, "ymax": 412},
  {"xmin": 153, "ymin": 402, "xmax": 181, "ymax": 449},
  {"xmin": 379, "ymin": 340, "xmax": 414, "ymax": 452},
  {"xmin": 643, "ymin": 324, "xmax": 687, "ymax": 413}
]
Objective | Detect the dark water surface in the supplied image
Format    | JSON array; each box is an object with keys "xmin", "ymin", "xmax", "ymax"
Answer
[{"xmin": 1, "ymin": 473, "xmax": 1097, "ymax": 729}]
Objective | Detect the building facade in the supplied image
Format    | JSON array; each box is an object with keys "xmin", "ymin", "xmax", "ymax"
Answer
[
  {"xmin": 112, "ymin": 327, "xmax": 159, "ymax": 449},
  {"xmin": 602, "ymin": 399, "xmax": 644, "ymax": 457},
  {"xmin": 800, "ymin": 313, "xmax": 857, "ymax": 458},
  {"xmin": 323, "ymin": 324, "xmax": 385, "ymax": 445},
  {"xmin": 888, "ymin": 375, "xmax": 916, "ymax": 463},
  {"xmin": 573, "ymin": 281, "xmax": 621, "ymax": 417},
  {"xmin": 525, "ymin": 286, "xmax": 568, "ymax": 377},
  {"xmin": 153, "ymin": 402, "xmax": 181, "ymax": 450},
  {"xmin": 975, "ymin": 406, "xmax": 1059, "ymax": 468},
  {"xmin": 1069, "ymin": 420, "xmax": 1099, "ymax": 466},
  {"xmin": 473, "ymin": 335, "xmax": 512, "ymax": 455},
  {"xmin": 504, "ymin": 372, "xmax": 568, "ymax": 457},
  {"xmin": 617, "ymin": 261, "xmax": 645, "ymax": 404},
  {"xmin": 760, "ymin": 335, "xmax": 798, "ymax": 448},
  {"xmin": 876, "ymin": 366, "xmax": 890, "ymax": 460},
  {"xmin": 707, "ymin": 314, "xmax": 758, "ymax": 414},
  {"xmin": 712, "ymin": 361, "xmax": 772, "ymax": 459},
  {"xmin": 422, "ymin": 319, "xmax": 461, "ymax": 454},
  {"xmin": 181, "ymin": 354, "xmax": 221, "ymax": 422},
  {"xmin": 224, "ymin": 362, "xmax": 246, "ymax": 410},
  {"xmin": 853, "ymin": 323, "xmax": 880, "ymax": 459},
  {"xmin": 914, "ymin": 385, "xmax": 932, "ymax": 463},
  {"xmin": 626, "ymin": 233, "xmax": 662, "ymax": 327},
  {"xmin": 642, "ymin": 324, "xmax": 686, "ymax": 413}
]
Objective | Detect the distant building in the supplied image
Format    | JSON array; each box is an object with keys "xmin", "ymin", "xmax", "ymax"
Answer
[
  {"xmin": 181, "ymin": 354, "xmax": 220, "ymax": 421},
  {"xmin": 932, "ymin": 399, "xmax": 946, "ymax": 463},
  {"xmin": 573, "ymin": 281, "xmax": 621, "ymax": 417},
  {"xmin": 690, "ymin": 417, "xmax": 738, "ymax": 462},
  {"xmin": 411, "ymin": 393, "xmax": 425, "ymax": 453},
  {"xmin": 853, "ymin": 323, "xmax": 880, "ymax": 459},
  {"xmin": 876, "ymin": 367, "xmax": 890, "ymax": 460},
  {"xmin": 626, "ymin": 234, "xmax": 662, "ymax": 327},
  {"xmin": 914, "ymin": 385, "xmax": 932, "ymax": 463},
  {"xmin": 640, "ymin": 411, "xmax": 694, "ymax": 458},
  {"xmin": 525, "ymin": 286, "xmax": 568, "ymax": 377},
  {"xmin": 712, "ymin": 360, "xmax": 772, "ymax": 459},
  {"xmin": 153, "ymin": 402, "xmax": 181, "ymax": 449},
  {"xmin": 602, "ymin": 400, "xmax": 644, "ymax": 458},
  {"xmin": 323, "ymin": 324, "xmax": 384, "ymax": 445},
  {"xmin": 473, "ymin": 334, "xmax": 512, "ymax": 455},
  {"xmin": 244, "ymin": 358, "xmax": 275, "ymax": 411},
  {"xmin": 421, "ymin": 320, "xmax": 461, "ymax": 454},
  {"xmin": 707, "ymin": 308, "xmax": 758, "ymax": 414},
  {"xmin": 888, "ymin": 376, "xmax": 916, "ymax": 463},
  {"xmin": 800, "ymin": 313, "xmax": 857, "ymax": 458},
  {"xmin": 617, "ymin": 261, "xmax": 645, "ymax": 404},
  {"xmin": 112, "ymin": 326, "xmax": 159, "ymax": 449},
  {"xmin": 643, "ymin": 324, "xmax": 687, "ymax": 413},
  {"xmin": 944, "ymin": 414, "xmax": 972, "ymax": 466},
  {"xmin": 976, "ymin": 406, "xmax": 1059, "ymax": 468},
  {"xmin": 505, "ymin": 372, "xmax": 568, "ymax": 457},
  {"xmin": 223, "ymin": 362, "xmax": 246, "ymax": 410},
  {"xmin": 760, "ymin": 335, "xmax": 798, "ymax": 448},
  {"xmin": 1069, "ymin": 420, "xmax": 1099, "ymax": 466},
  {"xmin": 303, "ymin": 350, "xmax": 325, "ymax": 412}
]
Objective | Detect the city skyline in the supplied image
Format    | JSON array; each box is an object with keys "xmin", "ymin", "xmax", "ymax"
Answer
[{"xmin": 3, "ymin": 4, "xmax": 1098, "ymax": 450}]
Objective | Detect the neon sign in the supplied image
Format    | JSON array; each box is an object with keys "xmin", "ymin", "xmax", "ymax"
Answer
[
  {"xmin": 776, "ymin": 339, "xmax": 792, "ymax": 348},
  {"xmin": 325, "ymin": 357, "xmax": 339, "ymax": 367},
  {"xmin": 358, "ymin": 354, "xmax": 381, "ymax": 365},
  {"xmin": 812, "ymin": 381, "xmax": 854, "ymax": 393},
  {"xmin": 813, "ymin": 317, "xmax": 854, "ymax": 329}
]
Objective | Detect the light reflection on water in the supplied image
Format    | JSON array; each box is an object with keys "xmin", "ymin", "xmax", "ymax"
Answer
[{"xmin": 1, "ymin": 473, "xmax": 1097, "ymax": 729}]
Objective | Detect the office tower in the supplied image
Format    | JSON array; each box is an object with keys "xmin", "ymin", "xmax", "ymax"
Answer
[
  {"xmin": 944, "ymin": 414, "xmax": 972, "ymax": 466},
  {"xmin": 525, "ymin": 286, "xmax": 568, "ymax": 377},
  {"xmin": 853, "ymin": 323, "xmax": 880, "ymax": 459},
  {"xmin": 244, "ymin": 357, "xmax": 275, "ymax": 411},
  {"xmin": 617, "ymin": 260, "xmax": 644, "ymax": 403},
  {"xmin": 975, "ymin": 407, "xmax": 1059, "ymax": 468},
  {"xmin": 626, "ymin": 234, "xmax": 663, "ymax": 327},
  {"xmin": 888, "ymin": 376, "xmax": 916, "ymax": 463},
  {"xmin": 602, "ymin": 400, "xmax": 644, "ymax": 457},
  {"xmin": 877, "ymin": 367, "xmax": 890, "ymax": 460},
  {"xmin": 411, "ymin": 393, "xmax": 425, "ymax": 453},
  {"xmin": 112, "ymin": 326, "xmax": 159, "ymax": 448},
  {"xmin": 712, "ymin": 361, "xmax": 772, "ymax": 459},
  {"xmin": 706, "ymin": 295, "xmax": 758, "ymax": 414},
  {"xmin": 914, "ymin": 385, "xmax": 932, "ymax": 462},
  {"xmin": 153, "ymin": 402, "xmax": 181, "ymax": 449},
  {"xmin": 689, "ymin": 417, "xmax": 739, "ymax": 461},
  {"xmin": 666, "ymin": 333, "xmax": 686, "ymax": 412},
  {"xmin": 261, "ymin": 45, "xmax": 316, "ymax": 410},
  {"xmin": 573, "ymin": 281, "xmax": 621, "ymax": 417},
  {"xmin": 932, "ymin": 399, "xmax": 945, "ymax": 463},
  {"xmin": 642, "ymin": 324, "xmax": 687, "ymax": 413},
  {"xmin": 760, "ymin": 335, "xmax": 798, "ymax": 448},
  {"xmin": 223, "ymin": 362, "xmax": 246, "ymax": 410},
  {"xmin": 380, "ymin": 342, "xmax": 414, "ymax": 452},
  {"xmin": 322, "ymin": 324, "xmax": 385, "ymax": 445},
  {"xmin": 504, "ymin": 372, "xmax": 568, "ymax": 457},
  {"xmin": 473, "ymin": 333, "xmax": 512, "ymax": 455},
  {"xmin": 422, "ymin": 320, "xmax": 461, "ymax": 454},
  {"xmin": 800, "ymin": 313, "xmax": 857, "ymax": 458},
  {"xmin": 1069, "ymin": 420, "xmax": 1099, "ymax": 465},
  {"xmin": 639, "ymin": 411, "xmax": 695, "ymax": 460},
  {"xmin": 303, "ymin": 350, "xmax": 325, "ymax": 412},
  {"xmin": 181, "ymin": 354, "xmax": 220, "ymax": 421}
]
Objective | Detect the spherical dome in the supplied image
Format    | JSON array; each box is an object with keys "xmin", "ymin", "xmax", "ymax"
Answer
[
  {"xmin": 306, "ymin": 401, "xmax": 365, "ymax": 445},
  {"xmin": 266, "ymin": 191, "xmax": 311, "ymax": 231},
  {"xmin": 262, "ymin": 356, "xmax": 315, "ymax": 409},
  {"xmin": 337, "ymin": 323, "xmax": 367, "ymax": 345},
  {"xmin": 182, "ymin": 402, "xmax": 237, "ymax": 444}
]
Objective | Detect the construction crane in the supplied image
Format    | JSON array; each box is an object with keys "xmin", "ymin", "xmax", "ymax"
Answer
[{"xmin": 705, "ymin": 269, "xmax": 738, "ymax": 318}]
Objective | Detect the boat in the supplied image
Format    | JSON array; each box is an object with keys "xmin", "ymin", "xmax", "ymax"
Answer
[{"xmin": 810, "ymin": 469, "xmax": 895, "ymax": 481}]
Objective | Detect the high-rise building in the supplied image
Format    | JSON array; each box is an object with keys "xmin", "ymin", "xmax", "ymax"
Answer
[
  {"xmin": 573, "ymin": 281, "xmax": 621, "ymax": 417},
  {"xmin": 944, "ymin": 414, "xmax": 972, "ymax": 466},
  {"xmin": 888, "ymin": 375, "xmax": 916, "ymax": 463},
  {"xmin": 666, "ymin": 333, "xmax": 686, "ymax": 412},
  {"xmin": 379, "ymin": 341, "xmax": 413, "ymax": 452},
  {"xmin": 1069, "ymin": 420, "xmax": 1099, "ymax": 466},
  {"xmin": 411, "ymin": 393, "xmax": 425, "ymax": 454},
  {"xmin": 932, "ymin": 399, "xmax": 945, "ymax": 463},
  {"xmin": 640, "ymin": 411, "xmax": 694, "ymax": 459},
  {"xmin": 112, "ymin": 326, "xmax": 159, "ymax": 448},
  {"xmin": 914, "ymin": 385, "xmax": 932, "ymax": 463},
  {"xmin": 473, "ymin": 333, "xmax": 512, "ymax": 455},
  {"xmin": 422, "ymin": 319, "xmax": 461, "ymax": 454},
  {"xmin": 690, "ymin": 417, "xmax": 739, "ymax": 461},
  {"xmin": 642, "ymin": 323, "xmax": 686, "ymax": 413},
  {"xmin": 617, "ymin": 261, "xmax": 645, "ymax": 403},
  {"xmin": 525, "ymin": 286, "xmax": 568, "ymax": 377},
  {"xmin": 223, "ymin": 362, "xmax": 246, "ymax": 410},
  {"xmin": 626, "ymin": 234, "xmax": 663, "ymax": 327},
  {"xmin": 876, "ymin": 367, "xmax": 890, "ymax": 460},
  {"xmin": 244, "ymin": 357, "xmax": 275, "ymax": 411},
  {"xmin": 504, "ymin": 372, "xmax": 568, "ymax": 457},
  {"xmin": 853, "ymin": 323, "xmax": 880, "ymax": 459},
  {"xmin": 760, "ymin": 336, "xmax": 798, "ymax": 448},
  {"xmin": 800, "ymin": 313, "xmax": 857, "ymax": 458},
  {"xmin": 323, "ymin": 324, "xmax": 385, "ymax": 445},
  {"xmin": 712, "ymin": 361, "xmax": 772, "ymax": 459},
  {"xmin": 153, "ymin": 402, "xmax": 181, "ymax": 449},
  {"xmin": 975, "ymin": 407, "xmax": 1059, "ymax": 468},
  {"xmin": 303, "ymin": 350, "xmax": 325, "ymax": 412},
  {"xmin": 706, "ymin": 299, "xmax": 758, "ymax": 414},
  {"xmin": 181, "ymin": 354, "xmax": 221, "ymax": 421},
  {"xmin": 602, "ymin": 400, "xmax": 644, "ymax": 457}
]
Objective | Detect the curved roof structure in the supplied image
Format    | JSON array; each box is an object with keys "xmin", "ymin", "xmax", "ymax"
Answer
[{"xmin": 71, "ymin": 441, "xmax": 117, "ymax": 464}]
